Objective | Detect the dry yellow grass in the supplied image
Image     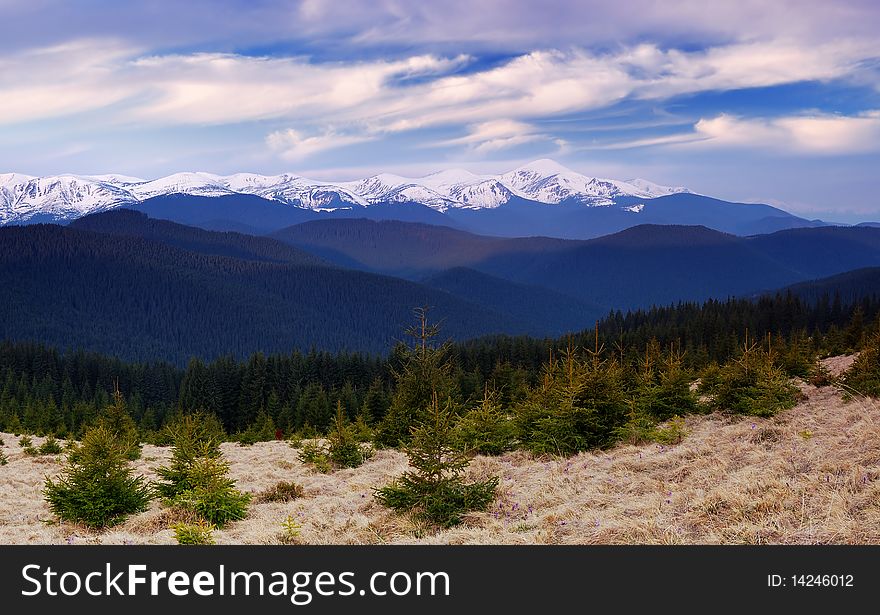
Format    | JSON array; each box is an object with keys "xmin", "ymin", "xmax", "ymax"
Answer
[{"xmin": 1, "ymin": 355, "xmax": 878, "ymax": 545}]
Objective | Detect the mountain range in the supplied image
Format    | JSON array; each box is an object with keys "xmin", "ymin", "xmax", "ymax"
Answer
[
  {"xmin": 4, "ymin": 210, "xmax": 880, "ymax": 363},
  {"xmin": 272, "ymin": 218, "xmax": 880, "ymax": 309},
  {"xmin": 0, "ymin": 160, "xmax": 825, "ymax": 239}
]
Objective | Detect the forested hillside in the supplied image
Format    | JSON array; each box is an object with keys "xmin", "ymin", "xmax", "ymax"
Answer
[
  {"xmin": 0, "ymin": 223, "xmax": 535, "ymax": 362},
  {"xmin": 274, "ymin": 219, "xmax": 880, "ymax": 309},
  {"xmin": 2, "ymin": 288, "xmax": 876, "ymax": 440}
]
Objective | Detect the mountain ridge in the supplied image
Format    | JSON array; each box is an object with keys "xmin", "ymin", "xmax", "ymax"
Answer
[{"xmin": 0, "ymin": 158, "xmax": 709, "ymax": 225}]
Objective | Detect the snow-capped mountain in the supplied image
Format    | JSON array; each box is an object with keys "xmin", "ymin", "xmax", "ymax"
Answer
[
  {"xmin": 0, "ymin": 160, "xmax": 690, "ymax": 225},
  {"xmin": 500, "ymin": 159, "xmax": 688, "ymax": 205},
  {"xmin": 0, "ymin": 175, "xmax": 138, "ymax": 224}
]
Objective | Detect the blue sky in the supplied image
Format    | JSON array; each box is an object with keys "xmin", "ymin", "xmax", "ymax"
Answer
[{"xmin": 1, "ymin": 0, "xmax": 879, "ymax": 221}]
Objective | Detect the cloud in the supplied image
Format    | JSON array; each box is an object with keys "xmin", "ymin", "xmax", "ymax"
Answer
[
  {"xmin": 690, "ymin": 111, "xmax": 880, "ymax": 154},
  {"xmin": 0, "ymin": 39, "xmax": 138, "ymax": 123},
  {"xmin": 1, "ymin": 26, "xmax": 879, "ymax": 163},
  {"xmin": 432, "ymin": 119, "xmax": 551, "ymax": 153},
  {"xmin": 3, "ymin": 1, "xmax": 879, "ymax": 56},
  {"xmin": 265, "ymin": 128, "xmax": 374, "ymax": 160},
  {"xmin": 3, "ymin": 38, "xmax": 874, "ymax": 132}
]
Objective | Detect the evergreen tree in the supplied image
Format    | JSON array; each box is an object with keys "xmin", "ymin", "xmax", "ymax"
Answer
[
  {"xmin": 328, "ymin": 400, "xmax": 367, "ymax": 468},
  {"xmin": 93, "ymin": 382, "xmax": 142, "ymax": 460},
  {"xmin": 375, "ymin": 392, "xmax": 498, "ymax": 527},
  {"xmin": 843, "ymin": 318, "xmax": 880, "ymax": 397},
  {"xmin": 453, "ymin": 386, "xmax": 516, "ymax": 455},
  {"xmin": 43, "ymin": 426, "xmax": 152, "ymax": 528},
  {"xmin": 375, "ymin": 307, "xmax": 458, "ymax": 447},
  {"xmin": 514, "ymin": 341, "xmax": 629, "ymax": 455},
  {"xmin": 156, "ymin": 412, "xmax": 248, "ymax": 528}
]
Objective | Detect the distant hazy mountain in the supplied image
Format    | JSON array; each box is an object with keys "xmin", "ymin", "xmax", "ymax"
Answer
[
  {"xmin": 1, "ymin": 212, "xmax": 610, "ymax": 362},
  {"xmin": 0, "ymin": 160, "xmax": 820, "ymax": 238},
  {"xmin": 274, "ymin": 218, "xmax": 880, "ymax": 310},
  {"xmin": 775, "ymin": 267, "xmax": 880, "ymax": 304}
]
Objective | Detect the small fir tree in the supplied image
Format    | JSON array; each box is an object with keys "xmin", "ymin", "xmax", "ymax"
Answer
[
  {"xmin": 93, "ymin": 382, "xmax": 141, "ymax": 460},
  {"xmin": 156, "ymin": 412, "xmax": 249, "ymax": 528},
  {"xmin": 375, "ymin": 307, "xmax": 458, "ymax": 447},
  {"xmin": 515, "ymin": 340, "xmax": 629, "ymax": 455},
  {"xmin": 843, "ymin": 319, "xmax": 880, "ymax": 397},
  {"xmin": 43, "ymin": 426, "xmax": 152, "ymax": 527},
  {"xmin": 375, "ymin": 392, "xmax": 498, "ymax": 527},
  {"xmin": 701, "ymin": 335, "xmax": 800, "ymax": 416},
  {"xmin": 328, "ymin": 400, "xmax": 367, "ymax": 468},
  {"xmin": 453, "ymin": 386, "xmax": 516, "ymax": 455}
]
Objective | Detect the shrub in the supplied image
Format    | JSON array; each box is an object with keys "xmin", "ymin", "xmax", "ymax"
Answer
[
  {"xmin": 39, "ymin": 436, "xmax": 64, "ymax": 455},
  {"xmin": 375, "ymin": 393, "xmax": 498, "ymax": 528},
  {"xmin": 0, "ymin": 436, "xmax": 4, "ymax": 446},
  {"xmin": 173, "ymin": 520, "xmax": 215, "ymax": 545},
  {"xmin": 255, "ymin": 481, "xmax": 304, "ymax": 504},
  {"xmin": 453, "ymin": 387, "xmax": 516, "ymax": 455},
  {"xmin": 19, "ymin": 435, "xmax": 32, "ymax": 448},
  {"xmin": 0, "ymin": 450, "xmax": 7, "ymax": 465},
  {"xmin": 43, "ymin": 426, "xmax": 153, "ymax": 528}
]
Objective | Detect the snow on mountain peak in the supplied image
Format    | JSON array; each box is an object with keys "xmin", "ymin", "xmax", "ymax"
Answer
[
  {"xmin": 0, "ymin": 160, "xmax": 691, "ymax": 224},
  {"xmin": 127, "ymin": 172, "xmax": 231, "ymax": 200},
  {"xmin": 512, "ymin": 158, "xmax": 575, "ymax": 176},
  {"xmin": 624, "ymin": 178, "xmax": 690, "ymax": 198}
]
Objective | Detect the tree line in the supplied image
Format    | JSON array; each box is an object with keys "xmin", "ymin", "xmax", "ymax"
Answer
[{"xmin": 1, "ymin": 289, "xmax": 878, "ymax": 440}]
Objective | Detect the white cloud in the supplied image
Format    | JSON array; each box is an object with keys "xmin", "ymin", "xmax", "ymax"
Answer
[
  {"xmin": 433, "ymin": 119, "xmax": 549, "ymax": 153},
  {"xmin": 691, "ymin": 112, "xmax": 880, "ymax": 154},
  {"xmin": 266, "ymin": 128, "xmax": 374, "ymax": 160},
  {"xmin": 1, "ymin": 34, "xmax": 879, "ymax": 159}
]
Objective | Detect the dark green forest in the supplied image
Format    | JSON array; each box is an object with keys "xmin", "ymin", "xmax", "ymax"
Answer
[{"xmin": 2, "ymin": 289, "xmax": 877, "ymax": 441}]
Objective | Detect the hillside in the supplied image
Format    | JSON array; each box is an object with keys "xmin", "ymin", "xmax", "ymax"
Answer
[
  {"xmin": 420, "ymin": 267, "xmax": 606, "ymax": 334},
  {"xmin": 0, "ymin": 223, "xmax": 539, "ymax": 362},
  {"xmin": 274, "ymin": 219, "xmax": 880, "ymax": 310},
  {"xmin": 777, "ymin": 267, "xmax": 880, "ymax": 304},
  {"xmin": 71, "ymin": 210, "xmax": 324, "ymax": 266},
  {"xmin": 3, "ymin": 358, "xmax": 877, "ymax": 544}
]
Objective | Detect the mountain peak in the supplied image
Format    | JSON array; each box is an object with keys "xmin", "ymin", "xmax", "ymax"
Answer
[
  {"xmin": 1, "ymin": 161, "xmax": 699, "ymax": 225},
  {"xmin": 512, "ymin": 158, "xmax": 577, "ymax": 177}
]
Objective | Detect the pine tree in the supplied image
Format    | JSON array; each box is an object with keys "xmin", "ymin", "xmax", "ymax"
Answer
[
  {"xmin": 375, "ymin": 392, "xmax": 498, "ymax": 527},
  {"xmin": 44, "ymin": 426, "xmax": 152, "ymax": 527},
  {"xmin": 375, "ymin": 307, "xmax": 458, "ymax": 447},
  {"xmin": 453, "ymin": 385, "xmax": 516, "ymax": 455},
  {"xmin": 94, "ymin": 382, "xmax": 142, "ymax": 460},
  {"xmin": 328, "ymin": 400, "xmax": 367, "ymax": 468},
  {"xmin": 156, "ymin": 412, "xmax": 248, "ymax": 528}
]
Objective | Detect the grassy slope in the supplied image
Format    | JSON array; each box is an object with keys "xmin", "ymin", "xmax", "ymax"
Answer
[{"xmin": 2, "ymin": 355, "xmax": 879, "ymax": 545}]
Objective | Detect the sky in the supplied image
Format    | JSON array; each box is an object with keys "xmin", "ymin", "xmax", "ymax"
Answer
[{"xmin": 1, "ymin": 0, "xmax": 879, "ymax": 221}]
